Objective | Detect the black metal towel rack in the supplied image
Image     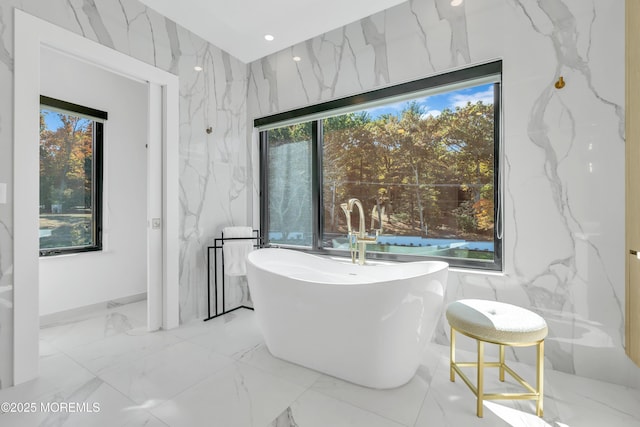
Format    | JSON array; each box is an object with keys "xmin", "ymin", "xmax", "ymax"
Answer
[{"xmin": 204, "ymin": 229, "xmax": 262, "ymax": 321}]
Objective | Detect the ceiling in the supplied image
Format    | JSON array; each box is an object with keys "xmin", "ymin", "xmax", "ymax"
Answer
[{"xmin": 137, "ymin": 0, "xmax": 409, "ymax": 63}]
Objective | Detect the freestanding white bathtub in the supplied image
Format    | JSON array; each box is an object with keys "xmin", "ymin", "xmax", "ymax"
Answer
[{"xmin": 246, "ymin": 248, "xmax": 449, "ymax": 389}]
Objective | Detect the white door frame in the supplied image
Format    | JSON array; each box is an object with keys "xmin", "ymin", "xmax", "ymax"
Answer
[{"xmin": 13, "ymin": 9, "xmax": 179, "ymax": 385}]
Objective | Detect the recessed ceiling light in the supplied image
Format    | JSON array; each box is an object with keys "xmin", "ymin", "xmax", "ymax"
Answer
[
  {"xmin": 194, "ymin": 66, "xmax": 203, "ymax": 71},
  {"xmin": 264, "ymin": 34, "xmax": 275, "ymax": 41},
  {"xmin": 451, "ymin": 0, "xmax": 463, "ymax": 5},
  {"xmin": 293, "ymin": 56, "xmax": 301, "ymax": 62}
]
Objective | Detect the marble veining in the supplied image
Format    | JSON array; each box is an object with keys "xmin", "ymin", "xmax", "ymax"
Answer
[
  {"xmin": 139, "ymin": 10, "xmax": 160, "ymax": 67},
  {"xmin": 0, "ymin": 6, "xmax": 12, "ymax": 71},
  {"xmin": 247, "ymin": 0, "xmax": 636, "ymax": 388},
  {"xmin": 261, "ymin": 57, "xmax": 279, "ymax": 112},
  {"xmin": 1, "ymin": 0, "xmax": 250, "ymax": 387},
  {"xmin": 513, "ymin": 0, "xmax": 624, "ymax": 138},
  {"xmin": 67, "ymin": 0, "xmax": 89, "ymax": 39},
  {"xmin": 0, "ymin": 0, "xmax": 637, "ymax": 394},
  {"xmin": 510, "ymin": 0, "xmax": 624, "ymax": 376},
  {"xmin": 81, "ymin": 0, "xmax": 115, "ymax": 49},
  {"xmin": 164, "ymin": 18, "xmax": 181, "ymax": 74},
  {"xmin": 270, "ymin": 407, "xmax": 298, "ymax": 427},
  {"xmin": 361, "ymin": 16, "xmax": 390, "ymax": 86},
  {"xmin": 407, "ymin": 1, "xmax": 435, "ymax": 73},
  {"xmin": 434, "ymin": 0, "xmax": 470, "ymax": 66},
  {"xmin": 2, "ymin": 303, "xmax": 640, "ymax": 426}
]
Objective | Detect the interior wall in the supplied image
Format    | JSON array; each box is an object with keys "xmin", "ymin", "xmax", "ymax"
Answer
[
  {"xmin": 247, "ymin": 0, "xmax": 638, "ymax": 388},
  {"xmin": 38, "ymin": 48, "xmax": 148, "ymax": 316},
  {"xmin": 0, "ymin": 0, "xmax": 248, "ymax": 388}
]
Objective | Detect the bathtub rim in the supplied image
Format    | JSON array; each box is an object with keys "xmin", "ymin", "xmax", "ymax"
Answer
[{"xmin": 247, "ymin": 247, "xmax": 449, "ymax": 285}]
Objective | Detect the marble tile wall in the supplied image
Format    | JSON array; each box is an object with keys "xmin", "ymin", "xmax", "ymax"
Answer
[
  {"xmin": 0, "ymin": 0, "xmax": 250, "ymax": 387},
  {"xmin": 1, "ymin": 0, "xmax": 637, "ymax": 393},
  {"xmin": 247, "ymin": 0, "xmax": 639, "ymax": 388}
]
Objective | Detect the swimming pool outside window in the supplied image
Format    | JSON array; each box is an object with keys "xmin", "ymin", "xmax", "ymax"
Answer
[{"xmin": 257, "ymin": 61, "xmax": 502, "ymax": 270}]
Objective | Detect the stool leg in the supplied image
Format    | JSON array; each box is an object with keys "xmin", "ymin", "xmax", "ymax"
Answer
[
  {"xmin": 477, "ymin": 340, "xmax": 484, "ymax": 417},
  {"xmin": 536, "ymin": 340, "xmax": 544, "ymax": 417},
  {"xmin": 499, "ymin": 344, "xmax": 505, "ymax": 382},
  {"xmin": 450, "ymin": 327, "xmax": 456, "ymax": 382}
]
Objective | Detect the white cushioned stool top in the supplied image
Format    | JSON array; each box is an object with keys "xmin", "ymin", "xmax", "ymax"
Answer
[{"xmin": 446, "ymin": 299, "xmax": 548, "ymax": 344}]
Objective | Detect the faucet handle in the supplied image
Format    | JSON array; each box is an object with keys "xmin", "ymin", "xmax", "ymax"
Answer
[{"xmin": 366, "ymin": 228, "xmax": 382, "ymax": 238}]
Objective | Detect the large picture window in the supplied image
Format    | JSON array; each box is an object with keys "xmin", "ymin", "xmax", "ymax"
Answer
[
  {"xmin": 39, "ymin": 96, "xmax": 105, "ymax": 256},
  {"xmin": 257, "ymin": 61, "xmax": 502, "ymax": 270},
  {"xmin": 265, "ymin": 122, "xmax": 314, "ymax": 247}
]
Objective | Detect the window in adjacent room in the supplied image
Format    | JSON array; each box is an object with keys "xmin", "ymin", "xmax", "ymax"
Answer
[
  {"xmin": 39, "ymin": 96, "xmax": 105, "ymax": 256},
  {"xmin": 257, "ymin": 61, "xmax": 502, "ymax": 270}
]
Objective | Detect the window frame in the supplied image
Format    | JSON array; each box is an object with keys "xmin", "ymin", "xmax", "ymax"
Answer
[
  {"xmin": 39, "ymin": 95, "xmax": 105, "ymax": 257},
  {"xmin": 256, "ymin": 61, "xmax": 503, "ymax": 271}
]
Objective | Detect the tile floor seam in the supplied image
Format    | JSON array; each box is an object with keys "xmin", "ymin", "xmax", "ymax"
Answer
[
  {"xmin": 142, "ymin": 360, "xmax": 253, "ymax": 412},
  {"xmin": 545, "ymin": 388, "xmax": 640, "ymax": 419},
  {"xmin": 43, "ymin": 333, "xmax": 120, "ymax": 354},
  {"xmin": 234, "ymin": 357, "xmax": 317, "ymax": 392},
  {"xmin": 89, "ymin": 378, "xmax": 170, "ymax": 426},
  {"xmin": 147, "ymin": 361, "xmax": 308, "ymax": 427},
  {"xmin": 413, "ymin": 388, "xmax": 448, "ymax": 427},
  {"xmin": 9, "ymin": 302, "xmax": 638, "ymax": 427},
  {"xmin": 307, "ymin": 379, "xmax": 417, "ymax": 427},
  {"xmin": 41, "ymin": 302, "xmax": 147, "ymax": 328},
  {"xmin": 410, "ymin": 361, "xmax": 444, "ymax": 427},
  {"xmin": 56, "ymin": 330, "xmax": 187, "ymax": 377},
  {"xmin": 164, "ymin": 320, "xmax": 218, "ymax": 340},
  {"xmin": 269, "ymin": 387, "xmax": 412, "ymax": 427},
  {"xmin": 40, "ymin": 312, "xmax": 158, "ymax": 354},
  {"xmin": 96, "ymin": 340, "xmax": 237, "ymax": 410},
  {"xmin": 264, "ymin": 379, "xmax": 317, "ymax": 426}
]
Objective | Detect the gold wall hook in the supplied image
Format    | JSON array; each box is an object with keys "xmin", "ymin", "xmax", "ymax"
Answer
[{"xmin": 554, "ymin": 76, "xmax": 565, "ymax": 89}]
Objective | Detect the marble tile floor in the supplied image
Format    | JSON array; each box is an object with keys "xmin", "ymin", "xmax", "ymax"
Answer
[{"xmin": 1, "ymin": 301, "xmax": 639, "ymax": 427}]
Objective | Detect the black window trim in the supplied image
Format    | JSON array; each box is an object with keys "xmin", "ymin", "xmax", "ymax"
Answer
[
  {"xmin": 39, "ymin": 95, "xmax": 105, "ymax": 257},
  {"xmin": 257, "ymin": 61, "xmax": 503, "ymax": 271}
]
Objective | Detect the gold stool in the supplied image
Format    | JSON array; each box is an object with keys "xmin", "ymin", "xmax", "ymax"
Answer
[{"xmin": 445, "ymin": 299, "xmax": 548, "ymax": 418}]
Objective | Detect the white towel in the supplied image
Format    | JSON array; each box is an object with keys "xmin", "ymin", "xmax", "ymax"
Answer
[{"xmin": 222, "ymin": 226, "xmax": 254, "ymax": 276}]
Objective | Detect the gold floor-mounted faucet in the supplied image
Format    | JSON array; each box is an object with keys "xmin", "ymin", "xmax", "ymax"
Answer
[{"xmin": 340, "ymin": 198, "xmax": 380, "ymax": 265}]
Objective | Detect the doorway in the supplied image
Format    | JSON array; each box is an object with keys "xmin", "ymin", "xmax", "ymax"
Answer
[
  {"xmin": 38, "ymin": 47, "xmax": 149, "ymax": 319},
  {"xmin": 13, "ymin": 10, "xmax": 179, "ymax": 385}
]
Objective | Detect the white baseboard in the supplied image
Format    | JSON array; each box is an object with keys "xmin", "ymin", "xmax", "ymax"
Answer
[{"xmin": 40, "ymin": 292, "xmax": 147, "ymax": 328}]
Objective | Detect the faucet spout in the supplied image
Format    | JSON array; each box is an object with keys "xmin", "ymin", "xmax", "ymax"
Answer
[
  {"xmin": 341, "ymin": 198, "xmax": 378, "ymax": 265},
  {"xmin": 348, "ymin": 198, "xmax": 366, "ymax": 240}
]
